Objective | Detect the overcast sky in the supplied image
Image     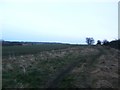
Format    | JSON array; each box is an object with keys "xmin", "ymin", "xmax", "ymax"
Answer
[{"xmin": 0, "ymin": 0, "xmax": 119, "ymax": 44}]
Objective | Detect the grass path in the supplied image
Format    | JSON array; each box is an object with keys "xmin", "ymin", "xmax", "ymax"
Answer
[{"xmin": 46, "ymin": 46, "xmax": 104, "ymax": 88}]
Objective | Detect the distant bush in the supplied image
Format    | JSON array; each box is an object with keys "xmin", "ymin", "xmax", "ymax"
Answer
[
  {"xmin": 108, "ymin": 39, "xmax": 120, "ymax": 50},
  {"xmin": 103, "ymin": 39, "xmax": 120, "ymax": 50},
  {"xmin": 103, "ymin": 40, "xmax": 109, "ymax": 45},
  {"xmin": 97, "ymin": 40, "xmax": 101, "ymax": 45}
]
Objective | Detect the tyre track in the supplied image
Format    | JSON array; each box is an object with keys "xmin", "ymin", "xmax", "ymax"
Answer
[{"xmin": 45, "ymin": 46, "xmax": 103, "ymax": 88}]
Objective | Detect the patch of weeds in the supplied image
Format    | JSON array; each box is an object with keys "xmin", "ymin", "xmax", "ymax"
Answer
[
  {"xmin": 58, "ymin": 75, "xmax": 76, "ymax": 88},
  {"xmin": 16, "ymin": 68, "xmax": 49, "ymax": 88},
  {"xmin": 75, "ymin": 71, "xmax": 92, "ymax": 88},
  {"xmin": 2, "ymin": 71, "xmax": 17, "ymax": 87}
]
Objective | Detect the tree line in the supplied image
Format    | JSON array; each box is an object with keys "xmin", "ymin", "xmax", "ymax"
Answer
[
  {"xmin": 86, "ymin": 37, "xmax": 120, "ymax": 50},
  {"xmin": 86, "ymin": 37, "xmax": 109, "ymax": 45}
]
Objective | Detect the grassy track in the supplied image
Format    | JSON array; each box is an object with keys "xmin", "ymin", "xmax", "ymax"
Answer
[
  {"xmin": 58, "ymin": 46, "xmax": 119, "ymax": 88},
  {"xmin": 48, "ymin": 46, "xmax": 103, "ymax": 88},
  {"xmin": 2, "ymin": 45, "xmax": 119, "ymax": 88}
]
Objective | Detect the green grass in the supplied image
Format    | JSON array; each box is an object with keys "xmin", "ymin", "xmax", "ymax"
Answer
[
  {"xmin": 2, "ymin": 43, "xmax": 79, "ymax": 56},
  {"xmin": 2, "ymin": 53, "xmax": 82, "ymax": 88}
]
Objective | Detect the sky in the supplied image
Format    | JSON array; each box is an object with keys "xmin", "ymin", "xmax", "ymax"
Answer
[{"xmin": 0, "ymin": 0, "xmax": 119, "ymax": 44}]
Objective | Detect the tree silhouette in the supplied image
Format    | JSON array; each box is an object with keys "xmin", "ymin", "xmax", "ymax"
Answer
[
  {"xmin": 97, "ymin": 40, "xmax": 101, "ymax": 45},
  {"xmin": 86, "ymin": 37, "xmax": 95, "ymax": 45},
  {"xmin": 103, "ymin": 40, "xmax": 109, "ymax": 45}
]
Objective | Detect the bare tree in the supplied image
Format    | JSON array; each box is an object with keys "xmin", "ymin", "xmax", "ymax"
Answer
[{"xmin": 86, "ymin": 37, "xmax": 95, "ymax": 45}]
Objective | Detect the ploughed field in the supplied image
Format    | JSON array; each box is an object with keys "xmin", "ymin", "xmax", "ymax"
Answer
[{"xmin": 2, "ymin": 44, "xmax": 119, "ymax": 88}]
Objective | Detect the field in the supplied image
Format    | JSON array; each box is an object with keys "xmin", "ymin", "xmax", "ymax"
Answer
[
  {"xmin": 2, "ymin": 44, "xmax": 119, "ymax": 88},
  {"xmin": 2, "ymin": 44, "xmax": 78, "ymax": 56}
]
